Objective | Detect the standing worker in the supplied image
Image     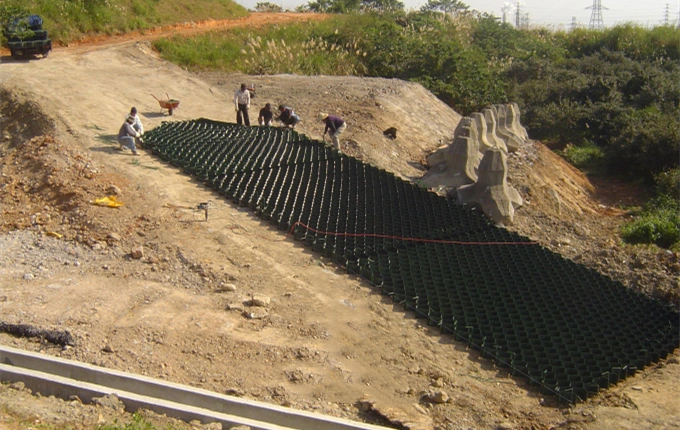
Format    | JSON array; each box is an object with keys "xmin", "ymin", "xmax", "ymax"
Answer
[
  {"xmin": 234, "ymin": 83, "xmax": 251, "ymax": 126},
  {"xmin": 319, "ymin": 113, "xmax": 346, "ymax": 152},
  {"xmin": 118, "ymin": 115, "xmax": 141, "ymax": 155},
  {"xmin": 258, "ymin": 103, "xmax": 273, "ymax": 126}
]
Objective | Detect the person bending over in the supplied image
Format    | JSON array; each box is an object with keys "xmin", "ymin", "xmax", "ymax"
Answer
[
  {"xmin": 319, "ymin": 112, "xmax": 346, "ymax": 152},
  {"xmin": 276, "ymin": 105, "xmax": 300, "ymax": 129},
  {"xmin": 258, "ymin": 103, "xmax": 273, "ymax": 126}
]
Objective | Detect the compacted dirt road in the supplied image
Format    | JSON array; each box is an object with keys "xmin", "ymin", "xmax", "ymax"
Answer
[{"xmin": 0, "ymin": 14, "xmax": 678, "ymax": 430}]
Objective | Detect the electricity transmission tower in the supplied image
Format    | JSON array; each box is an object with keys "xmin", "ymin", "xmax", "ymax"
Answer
[
  {"xmin": 586, "ymin": 0, "xmax": 607, "ymax": 30},
  {"xmin": 664, "ymin": 3, "xmax": 670, "ymax": 25},
  {"xmin": 571, "ymin": 16, "xmax": 578, "ymax": 31}
]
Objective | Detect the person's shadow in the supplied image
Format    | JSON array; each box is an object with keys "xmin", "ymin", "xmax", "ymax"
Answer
[
  {"xmin": 89, "ymin": 133, "xmax": 120, "ymax": 153},
  {"xmin": 144, "ymin": 111, "xmax": 166, "ymax": 119},
  {"xmin": 94, "ymin": 133, "xmax": 117, "ymax": 144}
]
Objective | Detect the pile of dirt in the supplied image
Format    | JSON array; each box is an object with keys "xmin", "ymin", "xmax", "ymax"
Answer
[{"xmin": 0, "ymin": 37, "xmax": 678, "ymax": 430}]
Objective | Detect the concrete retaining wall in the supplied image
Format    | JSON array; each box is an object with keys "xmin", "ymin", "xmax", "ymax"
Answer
[{"xmin": 0, "ymin": 345, "xmax": 389, "ymax": 430}]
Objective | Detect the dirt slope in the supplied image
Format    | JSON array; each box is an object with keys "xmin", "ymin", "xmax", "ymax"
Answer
[{"xmin": 0, "ymin": 35, "xmax": 678, "ymax": 430}]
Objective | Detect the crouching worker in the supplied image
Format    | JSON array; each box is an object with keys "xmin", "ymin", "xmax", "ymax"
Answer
[
  {"xmin": 118, "ymin": 115, "xmax": 140, "ymax": 155},
  {"xmin": 258, "ymin": 103, "xmax": 273, "ymax": 126},
  {"xmin": 277, "ymin": 105, "xmax": 301, "ymax": 129}
]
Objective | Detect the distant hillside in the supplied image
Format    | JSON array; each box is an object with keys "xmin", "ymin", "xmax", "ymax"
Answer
[{"xmin": 1, "ymin": 0, "xmax": 248, "ymax": 43}]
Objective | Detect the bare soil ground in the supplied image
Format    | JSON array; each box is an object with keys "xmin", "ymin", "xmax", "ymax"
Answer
[{"xmin": 0, "ymin": 16, "xmax": 678, "ymax": 430}]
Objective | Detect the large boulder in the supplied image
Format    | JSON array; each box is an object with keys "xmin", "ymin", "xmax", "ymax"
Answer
[
  {"xmin": 481, "ymin": 108, "xmax": 508, "ymax": 153},
  {"xmin": 420, "ymin": 103, "xmax": 529, "ymax": 224},
  {"xmin": 509, "ymin": 102, "xmax": 529, "ymax": 140},
  {"xmin": 422, "ymin": 117, "xmax": 479, "ymax": 188},
  {"xmin": 489, "ymin": 105, "xmax": 524, "ymax": 152},
  {"xmin": 454, "ymin": 147, "xmax": 523, "ymax": 225},
  {"xmin": 470, "ymin": 112, "xmax": 493, "ymax": 155}
]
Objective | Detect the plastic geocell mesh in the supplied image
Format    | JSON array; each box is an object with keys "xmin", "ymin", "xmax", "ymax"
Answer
[{"xmin": 144, "ymin": 119, "xmax": 680, "ymax": 403}]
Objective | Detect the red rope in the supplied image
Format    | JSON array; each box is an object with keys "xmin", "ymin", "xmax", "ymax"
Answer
[{"xmin": 287, "ymin": 221, "xmax": 538, "ymax": 246}]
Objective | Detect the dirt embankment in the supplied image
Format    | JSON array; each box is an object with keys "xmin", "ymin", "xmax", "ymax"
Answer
[{"xmin": 0, "ymin": 38, "xmax": 678, "ymax": 430}]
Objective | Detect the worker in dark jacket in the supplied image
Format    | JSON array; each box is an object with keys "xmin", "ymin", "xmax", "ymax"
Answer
[
  {"xmin": 258, "ymin": 103, "xmax": 273, "ymax": 126},
  {"xmin": 276, "ymin": 105, "xmax": 301, "ymax": 129},
  {"xmin": 319, "ymin": 113, "xmax": 346, "ymax": 152}
]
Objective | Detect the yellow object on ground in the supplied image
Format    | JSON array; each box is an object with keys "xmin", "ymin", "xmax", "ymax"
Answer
[{"xmin": 93, "ymin": 196, "xmax": 123, "ymax": 208}]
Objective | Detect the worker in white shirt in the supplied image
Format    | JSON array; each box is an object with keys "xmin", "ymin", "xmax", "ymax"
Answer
[
  {"xmin": 233, "ymin": 83, "xmax": 251, "ymax": 126},
  {"xmin": 125, "ymin": 107, "xmax": 144, "ymax": 135},
  {"xmin": 125, "ymin": 107, "xmax": 144, "ymax": 147}
]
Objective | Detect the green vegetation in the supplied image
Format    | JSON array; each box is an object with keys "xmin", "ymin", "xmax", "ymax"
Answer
[
  {"xmin": 560, "ymin": 141, "xmax": 605, "ymax": 173},
  {"xmin": 97, "ymin": 412, "xmax": 179, "ymax": 430},
  {"xmin": 621, "ymin": 169, "xmax": 680, "ymax": 249},
  {"xmin": 621, "ymin": 200, "xmax": 680, "ymax": 249},
  {"xmin": 255, "ymin": 2, "xmax": 283, "ymax": 12},
  {"xmin": 153, "ymin": 17, "xmax": 367, "ymax": 75},
  {"xmin": 0, "ymin": 0, "xmax": 247, "ymax": 44}
]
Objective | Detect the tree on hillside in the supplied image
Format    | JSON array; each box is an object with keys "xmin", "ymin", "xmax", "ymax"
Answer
[
  {"xmin": 0, "ymin": 4, "xmax": 29, "ymax": 24},
  {"xmin": 361, "ymin": 0, "xmax": 404, "ymax": 13},
  {"xmin": 306, "ymin": 0, "xmax": 361, "ymax": 13},
  {"xmin": 255, "ymin": 2, "xmax": 283, "ymax": 12},
  {"xmin": 420, "ymin": 0, "xmax": 468, "ymax": 15},
  {"xmin": 306, "ymin": 0, "xmax": 402, "ymax": 13}
]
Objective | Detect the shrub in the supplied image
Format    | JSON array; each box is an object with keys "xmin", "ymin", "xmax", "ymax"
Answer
[
  {"xmin": 560, "ymin": 141, "xmax": 605, "ymax": 171},
  {"xmin": 654, "ymin": 168, "xmax": 680, "ymax": 198},
  {"xmin": 620, "ymin": 175, "xmax": 680, "ymax": 248},
  {"xmin": 620, "ymin": 208, "xmax": 680, "ymax": 248},
  {"xmin": 97, "ymin": 413, "xmax": 158, "ymax": 430}
]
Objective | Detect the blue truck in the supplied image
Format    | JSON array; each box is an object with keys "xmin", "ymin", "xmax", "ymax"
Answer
[{"xmin": 4, "ymin": 14, "xmax": 52, "ymax": 59}]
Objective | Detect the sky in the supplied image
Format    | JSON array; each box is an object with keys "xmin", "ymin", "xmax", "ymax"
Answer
[{"xmin": 236, "ymin": 0, "xmax": 680, "ymax": 29}]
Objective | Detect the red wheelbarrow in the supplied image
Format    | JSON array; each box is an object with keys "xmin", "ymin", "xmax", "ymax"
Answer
[{"xmin": 151, "ymin": 93, "xmax": 180, "ymax": 115}]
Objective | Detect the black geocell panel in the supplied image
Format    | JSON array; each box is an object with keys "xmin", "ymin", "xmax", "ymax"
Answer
[{"xmin": 145, "ymin": 119, "xmax": 680, "ymax": 403}]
